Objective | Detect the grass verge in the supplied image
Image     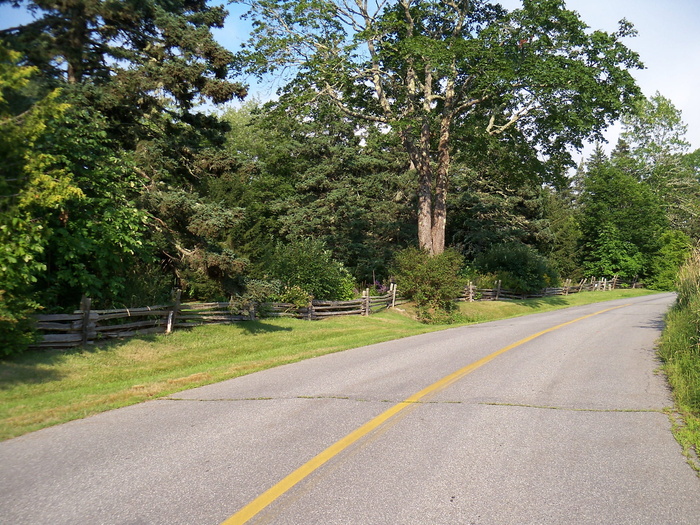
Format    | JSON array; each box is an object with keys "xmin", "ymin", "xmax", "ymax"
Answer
[
  {"xmin": 657, "ymin": 251, "xmax": 700, "ymax": 473},
  {"xmin": 0, "ymin": 288, "xmax": 659, "ymax": 441}
]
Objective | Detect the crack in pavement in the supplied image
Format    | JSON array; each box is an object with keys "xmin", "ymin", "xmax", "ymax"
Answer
[{"xmin": 160, "ymin": 395, "xmax": 670, "ymax": 413}]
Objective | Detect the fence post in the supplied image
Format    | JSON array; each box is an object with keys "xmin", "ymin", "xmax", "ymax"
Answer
[
  {"xmin": 391, "ymin": 283, "xmax": 397, "ymax": 308},
  {"xmin": 363, "ymin": 288, "xmax": 370, "ymax": 316},
  {"xmin": 166, "ymin": 289, "xmax": 181, "ymax": 334},
  {"xmin": 468, "ymin": 281, "xmax": 474, "ymax": 302},
  {"xmin": 80, "ymin": 295, "xmax": 92, "ymax": 346},
  {"xmin": 248, "ymin": 302, "xmax": 256, "ymax": 321},
  {"xmin": 495, "ymin": 280, "xmax": 501, "ymax": 300},
  {"xmin": 306, "ymin": 301, "xmax": 315, "ymax": 321}
]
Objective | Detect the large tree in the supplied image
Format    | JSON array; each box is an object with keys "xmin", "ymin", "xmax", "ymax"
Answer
[{"xmin": 236, "ymin": 0, "xmax": 642, "ymax": 254}]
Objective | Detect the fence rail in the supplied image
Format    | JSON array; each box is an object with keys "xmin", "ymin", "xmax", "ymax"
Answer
[
  {"xmin": 458, "ymin": 276, "xmax": 640, "ymax": 302},
  {"xmin": 31, "ymin": 277, "xmax": 637, "ymax": 349},
  {"xmin": 30, "ymin": 285, "xmax": 399, "ymax": 349}
]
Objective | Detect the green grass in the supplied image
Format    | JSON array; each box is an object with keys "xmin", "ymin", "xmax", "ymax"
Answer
[
  {"xmin": 657, "ymin": 252, "xmax": 700, "ymax": 472},
  {"xmin": 0, "ymin": 288, "xmax": 659, "ymax": 441}
]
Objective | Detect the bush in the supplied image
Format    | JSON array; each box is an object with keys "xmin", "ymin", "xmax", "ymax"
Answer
[
  {"xmin": 267, "ymin": 239, "xmax": 355, "ymax": 300},
  {"xmin": 274, "ymin": 285, "xmax": 313, "ymax": 308},
  {"xmin": 474, "ymin": 243, "xmax": 559, "ymax": 295},
  {"xmin": 0, "ymin": 291, "xmax": 38, "ymax": 356},
  {"xmin": 391, "ymin": 247, "xmax": 467, "ymax": 323},
  {"xmin": 647, "ymin": 230, "xmax": 691, "ymax": 291}
]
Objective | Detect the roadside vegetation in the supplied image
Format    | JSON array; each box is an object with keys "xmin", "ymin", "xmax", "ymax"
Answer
[
  {"xmin": 0, "ymin": 288, "xmax": 657, "ymax": 441},
  {"xmin": 3, "ymin": 2, "xmax": 699, "ymax": 358},
  {"xmin": 658, "ymin": 249, "xmax": 700, "ymax": 471}
]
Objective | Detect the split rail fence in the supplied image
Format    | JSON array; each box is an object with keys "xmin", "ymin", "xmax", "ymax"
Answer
[
  {"xmin": 31, "ymin": 285, "xmax": 399, "ymax": 349},
  {"xmin": 31, "ymin": 277, "xmax": 637, "ymax": 349},
  {"xmin": 459, "ymin": 275, "xmax": 639, "ymax": 301}
]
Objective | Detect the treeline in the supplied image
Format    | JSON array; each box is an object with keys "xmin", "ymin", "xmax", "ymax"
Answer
[{"xmin": 1, "ymin": 1, "xmax": 698, "ymax": 354}]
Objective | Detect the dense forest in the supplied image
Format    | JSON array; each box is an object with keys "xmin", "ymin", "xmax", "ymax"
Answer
[{"xmin": 1, "ymin": 0, "xmax": 698, "ymax": 353}]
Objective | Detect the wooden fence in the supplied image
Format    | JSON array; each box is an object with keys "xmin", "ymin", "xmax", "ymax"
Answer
[
  {"xmin": 30, "ymin": 284, "xmax": 399, "ymax": 349},
  {"xmin": 459, "ymin": 276, "xmax": 639, "ymax": 302},
  {"xmin": 31, "ymin": 277, "xmax": 637, "ymax": 349}
]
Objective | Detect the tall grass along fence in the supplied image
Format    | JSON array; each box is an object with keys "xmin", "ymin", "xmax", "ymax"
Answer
[{"xmin": 31, "ymin": 285, "xmax": 399, "ymax": 349}]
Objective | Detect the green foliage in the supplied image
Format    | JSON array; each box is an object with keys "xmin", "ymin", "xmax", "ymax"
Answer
[
  {"xmin": 216, "ymin": 98, "xmax": 415, "ymax": 283},
  {"xmin": 267, "ymin": 239, "xmax": 355, "ymax": 300},
  {"xmin": 542, "ymin": 188, "xmax": 583, "ymax": 280},
  {"xmin": 581, "ymin": 223, "xmax": 645, "ymax": 279},
  {"xmin": 0, "ymin": 290, "xmax": 39, "ymax": 356},
  {"xmin": 237, "ymin": 0, "xmax": 643, "ymax": 253},
  {"xmin": 391, "ymin": 247, "xmax": 467, "ymax": 323},
  {"xmin": 0, "ymin": 44, "xmax": 79, "ymax": 352},
  {"xmin": 619, "ymin": 93, "xmax": 700, "ymax": 237},
  {"xmin": 274, "ymin": 286, "xmax": 314, "ymax": 309},
  {"xmin": 474, "ymin": 243, "xmax": 559, "ymax": 295},
  {"xmin": 0, "ymin": 2, "xmax": 249, "ymax": 311},
  {"xmin": 0, "ymin": 0, "xmax": 246, "ymax": 141},
  {"xmin": 28, "ymin": 106, "xmax": 154, "ymax": 308},
  {"xmin": 449, "ymin": 167, "xmax": 552, "ymax": 260},
  {"xmin": 646, "ymin": 231, "xmax": 691, "ymax": 291},
  {"xmin": 577, "ymin": 148, "xmax": 668, "ymax": 279}
]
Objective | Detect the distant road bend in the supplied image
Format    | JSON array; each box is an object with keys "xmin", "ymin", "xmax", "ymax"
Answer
[{"xmin": 1, "ymin": 292, "xmax": 699, "ymax": 524}]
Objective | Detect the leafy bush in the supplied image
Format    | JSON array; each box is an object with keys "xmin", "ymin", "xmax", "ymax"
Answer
[
  {"xmin": 647, "ymin": 230, "xmax": 691, "ymax": 291},
  {"xmin": 0, "ymin": 291, "xmax": 39, "ymax": 356},
  {"xmin": 274, "ymin": 285, "xmax": 313, "ymax": 308},
  {"xmin": 474, "ymin": 243, "xmax": 559, "ymax": 295},
  {"xmin": 581, "ymin": 224, "xmax": 646, "ymax": 280},
  {"xmin": 267, "ymin": 239, "xmax": 355, "ymax": 300},
  {"xmin": 391, "ymin": 247, "xmax": 467, "ymax": 323}
]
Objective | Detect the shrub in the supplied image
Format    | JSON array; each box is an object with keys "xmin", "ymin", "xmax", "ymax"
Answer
[
  {"xmin": 391, "ymin": 247, "xmax": 467, "ymax": 323},
  {"xmin": 0, "ymin": 291, "xmax": 38, "ymax": 356},
  {"xmin": 267, "ymin": 239, "xmax": 355, "ymax": 300},
  {"xmin": 474, "ymin": 243, "xmax": 559, "ymax": 295},
  {"xmin": 275, "ymin": 285, "xmax": 313, "ymax": 308},
  {"xmin": 647, "ymin": 230, "xmax": 691, "ymax": 291}
]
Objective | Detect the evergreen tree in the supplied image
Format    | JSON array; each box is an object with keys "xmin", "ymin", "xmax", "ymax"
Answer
[{"xmin": 0, "ymin": 1, "xmax": 249, "ymax": 305}]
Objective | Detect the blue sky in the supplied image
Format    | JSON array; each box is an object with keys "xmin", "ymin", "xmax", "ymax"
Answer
[{"xmin": 2, "ymin": 0, "xmax": 698, "ymax": 156}]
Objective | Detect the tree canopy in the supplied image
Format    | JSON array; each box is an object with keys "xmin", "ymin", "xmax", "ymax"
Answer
[{"xmin": 236, "ymin": 0, "xmax": 643, "ymax": 253}]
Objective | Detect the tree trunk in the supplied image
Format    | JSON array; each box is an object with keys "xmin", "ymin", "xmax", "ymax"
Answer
[
  {"xmin": 406, "ymin": 132, "xmax": 450, "ymax": 256},
  {"xmin": 431, "ymin": 112, "xmax": 452, "ymax": 256},
  {"xmin": 417, "ymin": 168, "xmax": 434, "ymax": 254}
]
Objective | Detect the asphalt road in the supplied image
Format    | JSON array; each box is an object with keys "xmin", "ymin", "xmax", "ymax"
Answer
[{"xmin": 2, "ymin": 292, "xmax": 699, "ymax": 524}]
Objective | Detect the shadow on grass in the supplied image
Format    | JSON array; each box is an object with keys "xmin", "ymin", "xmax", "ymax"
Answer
[
  {"xmin": 1, "ymin": 320, "xmax": 293, "ymax": 388},
  {"xmin": 0, "ymin": 350, "xmax": 66, "ymax": 389},
  {"xmin": 511, "ymin": 297, "xmax": 569, "ymax": 309},
  {"xmin": 238, "ymin": 320, "xmax": 294, "ymax": 335}
]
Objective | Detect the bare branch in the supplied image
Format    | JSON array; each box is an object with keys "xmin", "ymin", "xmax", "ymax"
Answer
[{"xmin": 486, "ymin": 105, "xmax": 534, "ymax": 135}]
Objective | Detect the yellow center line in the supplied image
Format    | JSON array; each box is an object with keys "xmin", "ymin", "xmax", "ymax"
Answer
[{"xmin": 221, "ymin": 303, "xmax": 630, "ymax": 524}]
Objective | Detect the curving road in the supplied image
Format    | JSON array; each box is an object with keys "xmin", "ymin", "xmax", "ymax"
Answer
[{"xmin": 2, "ymin": 293, "xmax": 699, "ymax": 524}]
